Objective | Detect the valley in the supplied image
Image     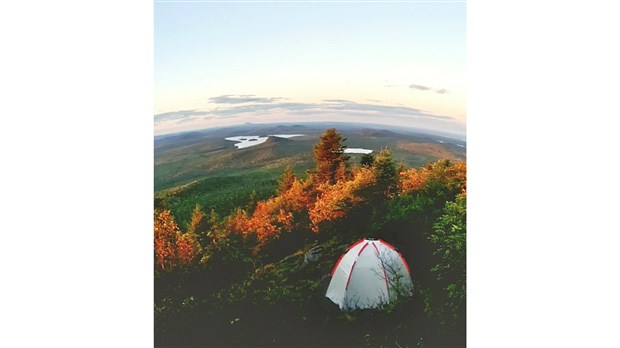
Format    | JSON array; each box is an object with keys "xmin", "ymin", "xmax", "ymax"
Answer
[{"xmin": 155, "ymin": 122, "xmax": 466, "ymax": 192}]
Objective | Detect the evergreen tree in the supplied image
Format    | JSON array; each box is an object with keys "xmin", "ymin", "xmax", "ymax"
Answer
[
  {"xmin": 360, "ymin": 153, "xmax": 375, "ymax": 167},
  {"xmin": 373, "ymin": 148, "xmax": 398, "ymax": 198},
  {"xmin": 311, "ymin": 128, "xmax": 349, "ymax": 184},
  {"xmin": 186, "ymin": 203, "xmax": 207, "ymax": 256},
  {"xmin": 187, "ymin": 203, "xmax": 205, "ymax": 236},
  {"xmin": 247, "ymin": 190, "xmax": 260, "ymax": 212},
  {"xmin": 277, "ymin": 165, "xmax": 297, "ymax": 193}
]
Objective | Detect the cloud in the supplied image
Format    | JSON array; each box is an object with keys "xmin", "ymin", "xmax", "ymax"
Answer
[
  {"xmin": 409, "ymin": 83, "xmax": 450, "ymax": 95},
  {"xmin": 409, "ymin": 84, "xmax": 432, "ymax": 91},
  {"xmin": 323, "ymin": 99, "xmax": 352, "ymax": 103},
  {"xmin": 318, "ymin": 100, "xmax": 451, "ymax": 120},
  {"xmin": 155, "ymin": 97, "xmax": 456, "ymax": 130},
  {"xmin": 175, "ymin": 116, "xmax": 213, "ymax": 125},
  {"xmin": 154, "ymin": 110, "xmax": 211, "ymax": 121},
  {"xmin": 208, "ymin": 94, "xmax": 285, "ymax": 104},
  {"xmin": 209, "ymin": 102, "xmax": 317, "ymax": 117},
  {"xmin": 191, "ymin": 99, "xmax": 444, "ymax": 120}
]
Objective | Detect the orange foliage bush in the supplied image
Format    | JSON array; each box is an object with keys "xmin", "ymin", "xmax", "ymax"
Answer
[
  {"xmin": 309, "ymin": 167, "xmax": 377, "ymax": 231},
  {"xmin": 176, "ymin": 233, "xmax": 200, "ymax": 265},
  {"xmin": 223, "ymin": 159, "xmax": 465, "ymax": 250},
  {"xmin": 154, "ymin": 210, "xmax": 178, "ymax": 270},
  {"xmin": 400, "ymin": 160, "xmax": 466, "ymax": 195},
  {"xmin": 154, "ymin": 210, "xmax": 199, "ymax": 271},
  {"xmin": 227, "ymin": 178, "xmax": 314, "ymax": 247},
  {"xmin": 400, "ymin": 168, "xmax": 426, "ymax": 194},
  {"xmin": 226, "ymin": 208, "xmax": 250, "ymax": 235}
]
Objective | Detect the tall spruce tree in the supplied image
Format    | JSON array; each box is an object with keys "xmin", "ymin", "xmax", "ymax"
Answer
[
  {"xmin": 373, "ymin": 148, "xmax": 398, "ymax": 198},
  {"xmin": 312, "ymin": 128, "xmax": 349, "ymax": 184}
]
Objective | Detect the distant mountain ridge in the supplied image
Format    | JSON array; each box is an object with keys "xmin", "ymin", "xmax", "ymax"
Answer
[{"xmin": 155, "ymin": 122, "xmax": 465, "ymax": 141}]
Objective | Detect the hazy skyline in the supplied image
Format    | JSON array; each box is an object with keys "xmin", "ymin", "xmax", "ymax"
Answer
[{"xmin": 155, "ymin": 2, "xmax": 466, "ymax": 136}]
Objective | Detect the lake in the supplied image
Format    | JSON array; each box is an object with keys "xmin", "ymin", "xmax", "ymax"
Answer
[
  {"xmin": 344, "ymin": 148, "xmax": 373, "ymax": 154},
  {"xmin": 225, "ymin": 134, "xmax": 303, "ymax": 149}
]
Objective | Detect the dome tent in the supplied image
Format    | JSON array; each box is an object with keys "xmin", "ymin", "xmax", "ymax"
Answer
[{"xmin": 326, "ymin": 238, "xmax": 413, "ymax": 311}]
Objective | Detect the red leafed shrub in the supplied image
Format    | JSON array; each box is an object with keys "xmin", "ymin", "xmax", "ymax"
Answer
[{"xmin": 154, "ymin": 210, "xmax": 199, "ymax": 271}]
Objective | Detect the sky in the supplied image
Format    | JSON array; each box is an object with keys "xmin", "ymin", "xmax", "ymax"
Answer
[{"xmin": 154, "ymin": 1, "xmax": 466, "ymax": 136}]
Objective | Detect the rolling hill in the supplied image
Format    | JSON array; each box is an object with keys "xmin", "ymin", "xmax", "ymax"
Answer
[{"xmin": 154, "ymin": 122, "xmax": 466, "ymax": 192}]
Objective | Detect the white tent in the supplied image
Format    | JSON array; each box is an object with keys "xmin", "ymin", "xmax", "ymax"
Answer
[{"xmin": 326, "ymin": 238, "xmax": 413, "ymax": 311}]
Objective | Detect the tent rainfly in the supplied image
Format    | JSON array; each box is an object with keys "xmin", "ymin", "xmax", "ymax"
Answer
[{"xmin": 325, "ymin": 238, "xmax": 413, "ymax": 311}]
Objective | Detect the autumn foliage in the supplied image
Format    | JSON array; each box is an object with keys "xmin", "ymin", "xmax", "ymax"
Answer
[
  {"xmin": 400, "ymin": 159, "xmax": 466, "ymax": 195},
  {"xmin": 154, "ymin": 210, "xmax": 199, "ymax": 271},
  {"xmin": 227, "ymin": 178, "xmax": 314, "ymax": 248},
  {"xmin": 155, "ymin": 129, "xmax": 466, "ymax": 267},
  {"xmin": 311, "ymin": 128, "xmax": 350, "ymax": 184},
  {"xmin": 309, "ymin": 167, "xmax": 376, "ymax": 230}
]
